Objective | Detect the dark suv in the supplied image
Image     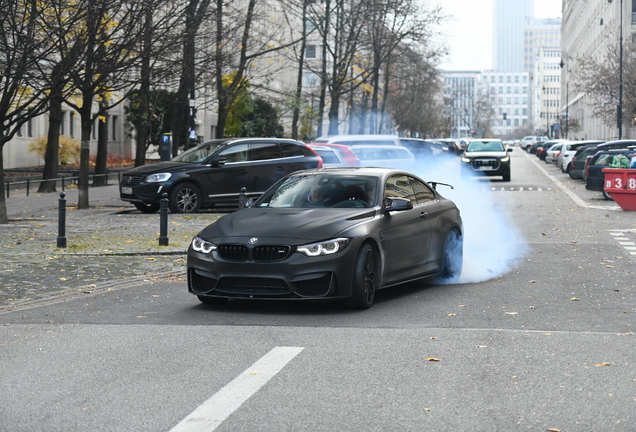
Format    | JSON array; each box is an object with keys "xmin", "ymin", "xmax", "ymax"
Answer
[
  {"xmin": 461, "ymin": 139, "xmax": 512, "ymax": 181},
  {"xmin": 120, "ymin": 138, "xmax": 322, "ymax": 213}
]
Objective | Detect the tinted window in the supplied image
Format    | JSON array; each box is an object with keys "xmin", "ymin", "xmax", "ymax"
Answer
[
  {"xmin": 219, "ymin": 144, "xmax": 249, "ymax": 163},
  {"xmin": 385, "ymin": 175, "xmax": 416, "ymax": 205},
  {"xmin": 172, "ymin": 143, "xmax": 225, "ymax": 162},
  {"xmin": 410, "ymin": 177, "xmax": 435, "ymax": 203},
  {"xmin": 249, "ymin": 143, "xmax": 285, "ymax": 161},
  {"xmin": 280, "ymin": 142, "xmax": 311, "ymax": 157}
]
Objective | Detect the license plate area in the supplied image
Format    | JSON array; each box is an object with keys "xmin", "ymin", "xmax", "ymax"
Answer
[{"xmin": 121, "ymin": 186, "xmax": 133, "ymax": 194}]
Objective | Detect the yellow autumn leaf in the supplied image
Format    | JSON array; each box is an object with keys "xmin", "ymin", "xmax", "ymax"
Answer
[
  {"xmin": 426, "ymin": 357, "xmax": 441, "ymax": 362},
  {"xmin": 595, "ymin": 362, "xmax": 610, "ymax": 367}
]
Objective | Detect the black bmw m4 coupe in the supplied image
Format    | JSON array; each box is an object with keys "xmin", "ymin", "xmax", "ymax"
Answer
[{"xmin": 187, "ymin": 167, "xmax": 463, "ymax": 309}]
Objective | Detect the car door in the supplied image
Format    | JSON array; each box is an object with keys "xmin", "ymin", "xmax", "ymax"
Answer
[
  {"xmin": 247, "ymin": 142, "xmax": 288, "ymax": 194},
  {"xmin": 197, "ymin": 143, "xmax": 253, "ymax": 202},
  {"xmin": 379, "ymin": 174, "xmax": 432, "ymax": 284},
  {"xmin": 409, "ymin": 177, "xmax": 448, "ymax": 264}
]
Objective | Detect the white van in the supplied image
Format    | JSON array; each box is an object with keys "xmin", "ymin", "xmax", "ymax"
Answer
[{"xmin": 314, "ymin": 134, "xmax": 400, "ymax": 146}]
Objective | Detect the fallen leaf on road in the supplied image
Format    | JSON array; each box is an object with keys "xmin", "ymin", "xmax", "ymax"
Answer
[
  {"xmin": 529, "ymin": 280, "xmax": 537, "ymax": 283},
  {"xmin": 571, "ymin": 298, "xmax": 580, "ymax": 301},
  {"xmin": 505, "ymin": 312, "xmax": 518, "ymax": 315},
  {"xmin": 426, "ymin": 358, "xmax": 441, "ymax": 362},
  {"xmin": 146, "ymin": 257, "xmax": 156, "ymax": 261},
  {"xmin": 447, "ymin": 313, "xmax": 456, "ymax": 316},
  {"xmin": 595, "ymin": 362, "xmax": 611, "ymax": 367},
  {"xmin": 547, "ymin": 428, "xmax": 562, "ymax": 432}
]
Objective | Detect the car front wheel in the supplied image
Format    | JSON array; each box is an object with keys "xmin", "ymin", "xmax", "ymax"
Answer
[
  {"xmin": 169, "ymin": 182, "xmax": 201, "ymax": 213},
  {"xmin": 346, "ymin": 243, "xmax": 379, "ymax": 309}
]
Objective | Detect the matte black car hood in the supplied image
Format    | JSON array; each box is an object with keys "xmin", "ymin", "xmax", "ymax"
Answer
[
  {"xmin": 124, "ymin": 161, "xmax": 192, "ymax": 174},
  {"xmin": 198, "ymin": 207, "xmax": 377, "ymax": 242}
]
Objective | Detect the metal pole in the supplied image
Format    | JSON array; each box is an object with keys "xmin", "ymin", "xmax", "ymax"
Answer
[
  {"xmin": 618, "ymin": 0, "xmax": 624, "ymax": 139},
  {"xmin": 57, "ymin": 192, "xmax": 67, "ymax": 248},
  {"xmin": 159, "ymin": 192, "xmax": 169, "ymax": 246}
]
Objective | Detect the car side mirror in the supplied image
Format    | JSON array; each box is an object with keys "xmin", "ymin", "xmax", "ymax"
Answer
[
  {"xmin": 210, "ymin": 157, "xmax": 226, "ymax": 167},
  {"xmin": 384, "ymin": 197, "xmax": 413, "ymax": 212}
]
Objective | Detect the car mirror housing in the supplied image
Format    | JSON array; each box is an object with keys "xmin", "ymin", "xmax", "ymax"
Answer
[
  {"xmin": 384, "ymin": 197, "xmax": 413, "ymax": 212},
  {"xmin": 209, "ymin": 157, "xmax": 226, "ymax": 167}
]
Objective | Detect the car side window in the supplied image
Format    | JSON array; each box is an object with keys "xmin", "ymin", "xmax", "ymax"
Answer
[
  {"xmin": 409, "ymin": 177, "xmax": 435, "ymax": 203},
  {"xmin": 249, "ymin": 143, "xmax": 285, "ymax": 161},
  {"xmin": 279, "ymin": 142, "xmax": 311, "ymax": 157},
  {"xmin": 385, "ymin": 175, "xmax": 416, "ymax": 205},
  {"xmin": 219, "ymin": 144, "xmax": 249, "ymax": 163}
]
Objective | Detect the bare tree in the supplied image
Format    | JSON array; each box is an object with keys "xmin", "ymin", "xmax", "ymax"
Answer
[{"xmin": 0, "ymin": 0, "xmax": 62, "ymax": 223}]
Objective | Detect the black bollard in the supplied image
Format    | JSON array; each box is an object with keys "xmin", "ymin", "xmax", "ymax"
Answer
[
  {"xmin": 238, "ymin": 187, "xmax": 247, "ymax": 209},
  {"xmin": 159, "ymin": 192, "xmax": 169, "ymax": 246},
  {"xmin": 57, "ymin": 192, "xmax": 67, "ymax": 248}
]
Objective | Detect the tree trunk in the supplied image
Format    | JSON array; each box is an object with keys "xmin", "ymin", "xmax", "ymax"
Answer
[
  {"xmin": 94, "ymin": 103, "xmax": 108, "ymax": 187},
  {"xmin": 77, "ymin": 97, "xmax": 93, "ymax": 209},
  {"xmin": 39, "ymin": 94, "xmax": 63, "ymax": 193},
  {"xmin": 328, "ymin": 91, "xmax": 340, "ymax": 135},
  {"xmin": 135, "ymin": 2, "xmax": 153, "ymax": 167},
  {"xmin": 291, "ymin": 1, "xmax": 308, "ymax": 140},
  {"xmin": 0, "ymin": 141, "xmax": 7, "ymax": 224}
]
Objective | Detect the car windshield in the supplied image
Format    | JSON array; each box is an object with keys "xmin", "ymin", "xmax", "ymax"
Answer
[
  {"xmin": 466, "ymin": 141, "xmax": 504, "ymax": 152},
  {"xmin": 172, "ymin": 143, "xmax": 226, "ymax": 163},
  {"xmin": 255, "ymin": 174, "xmax": 378, "ymax": 208}
]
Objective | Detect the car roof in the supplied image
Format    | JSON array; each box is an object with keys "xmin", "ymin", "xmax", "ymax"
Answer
[
  {"xmin": 289, "ymin": 166, "xmax": 414, "ymax": 177},
  {"xmin": 198, "ymin": 137, "xmax": 304, "ymax": 148}
]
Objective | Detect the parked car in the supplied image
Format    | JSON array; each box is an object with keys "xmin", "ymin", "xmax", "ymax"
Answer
[
  {"xmin": 585, "ymin": 148, "xmax": 636, "ymax": 199},
  {"xmin": 461, "ymin": 139, "xmax": 512, "ymax": 181},
  {"xmin": 398, "ymin": 138, "xmax": 444, "ymax": 159},
  {"xmin": 120, "ymin": 138, "xmax": 322, "ymax": 213},
  {"xmin": 558, "ymin": 140, "xmax": 604, "ymax": 173},
  {"xmin": 313, "ymin": 134, "xmax": 400, "ymax": 146},
  {"xmin": 575, "ymin": 140, "xmax": 636, "ymax": 181},
  {"xmin": 520, "ymin": 135, "xmax": 548, "ymax": 151},
  {"xmin": 348, "ymin": 145, "xmax": 417, "ymax": 172},
  {"xmin": 307, "ymin": 143, "xmax": 360, "ymax": 167},
  {"xmin": 187, "ymin": 167, "xmax": 463, "ymax": 309},
  {"xmin": 535, "ymin": 140, "xmax": 565, "ymax": 161},
  {"xmin": 306, "ymin": 145, "xmax": 347, "ymax": 167},
  {"xmin": 545, "ymin": 143, "xmax": 564, "ymax": 165}
]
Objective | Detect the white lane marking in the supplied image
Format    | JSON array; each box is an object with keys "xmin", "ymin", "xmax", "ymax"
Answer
[
  {"xmin": 170, "ymin": 347, "xmax": 304, "ymax": 432},
  {"xmin": 522, "ymin": 151, "xmax": 622, "ymax": 211}
]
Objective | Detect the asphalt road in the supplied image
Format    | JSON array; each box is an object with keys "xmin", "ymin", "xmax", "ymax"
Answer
[{"xmin": 1, "ymin": 149, "xmax": 635, "ymax": 432}]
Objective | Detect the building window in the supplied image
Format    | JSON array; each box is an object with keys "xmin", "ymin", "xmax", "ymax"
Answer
[
  {"xmin": 27, "ymin": 118, "xmax": 33, "ymax": 137},
  {"xmin": 305, "ymin": 45, "xmax": 317, "ymax": 59},
  {"xmin": 304, "ymin": 71, "xmax": 318, "ymax": 86},
  {"xmin": 60, "ymin": 112, "xmax": 66, "ymax": 135},
  {"xmin": 70, "ymin": 112, "xmax": 75, "ymax": 138}
]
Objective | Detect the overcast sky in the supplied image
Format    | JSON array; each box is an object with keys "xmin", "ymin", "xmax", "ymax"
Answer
[{"xmin": 436, "ymin": 0, "xmax": 562, "ymax": 71}]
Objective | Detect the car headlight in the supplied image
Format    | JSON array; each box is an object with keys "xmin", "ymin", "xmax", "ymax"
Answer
[
  {"xmin": 145, "ymin": 173, "xmax": 172, "ymax": 183},
  {"xmin": 191, "ymin": 236, "xmax": 216, "ymax": 254},
  {"xmin": 461, "ymin": 157, "xmax": 471, "ymax": 163},
  {"xmin": 500, "ymin": 156, "xmax": 510, "ymax": 163},
  {"xmin": 297, "ymin": 238, "xmax": 350, "ymax": 257}
]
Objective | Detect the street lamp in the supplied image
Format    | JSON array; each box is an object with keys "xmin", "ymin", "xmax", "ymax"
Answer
[{"xmin": 607, "ymin": 0, "xmax": 624, "ymax": 138}]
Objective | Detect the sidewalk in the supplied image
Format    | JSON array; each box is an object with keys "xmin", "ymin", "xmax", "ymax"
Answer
[{"xmin": 1, "ymin": 185, "xmax": 220, "ymax": 309}]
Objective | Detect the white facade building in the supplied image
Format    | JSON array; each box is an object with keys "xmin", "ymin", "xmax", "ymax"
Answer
[
  {"xmin": 482, "ymin": 71, "xmax": 532, "ymax": 137},
  {"xmin": 534, "ymin": 47, "xmax": 562, "ymax": 138},
  {"xmin": 561, "ymin": 0, "xmax": 636, "ymax": 140}
]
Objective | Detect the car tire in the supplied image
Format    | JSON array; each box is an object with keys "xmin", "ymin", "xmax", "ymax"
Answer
[
  {"xmin": 197, "ymin": 295, "xmax": 228, "ymax": 305},
  {"xmin": 346, "ymin": 243, "xmax": 379, "ymax": 309},
  {"xmin": 440, "ymin": 229, "xmax": 463, "ymax": 282},
  {"xmin": 567, "ymin": 165, "xmax": 576, "ymax": 179},
  {"xmin": 134, "ymin": 202, "xmax": 160, "ymax": 214},
  {"xmin": 502, "ymin": 172, "xmax": 511, "ymax": 182},
  {"xmin": 169, "ymin": 182, "xmax": 202, "ymax": 213}
]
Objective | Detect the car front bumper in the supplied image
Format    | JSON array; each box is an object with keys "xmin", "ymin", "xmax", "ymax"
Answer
[{"xmin": 187, "ymin": 238, "xmax": 362, "ymax": 301}]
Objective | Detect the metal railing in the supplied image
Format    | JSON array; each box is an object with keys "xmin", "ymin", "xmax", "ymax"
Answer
[{"xmin": 4, "ymin": 172, "xmax": 122, "ymax": 198}]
